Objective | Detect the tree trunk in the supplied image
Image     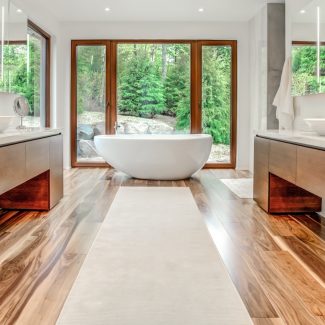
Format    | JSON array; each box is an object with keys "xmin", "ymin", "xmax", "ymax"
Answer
[
  {"xmin": 162, "ymin": 44, "xmax": 167, "ymax": 80},
  {"xmin": 150, "ymin": 44, "xmax": 157, "ymax": 62}
]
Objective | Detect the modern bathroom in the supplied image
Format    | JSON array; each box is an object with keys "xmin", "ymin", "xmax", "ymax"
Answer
[{"xmin": 0, "ymin": 0, "xmax": 324, "ymax": 324}]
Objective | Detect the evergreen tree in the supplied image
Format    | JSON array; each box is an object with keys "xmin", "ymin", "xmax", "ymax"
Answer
[{"xmin": 118, "ymin": 47, "xmax": 164, "ymax": 118}]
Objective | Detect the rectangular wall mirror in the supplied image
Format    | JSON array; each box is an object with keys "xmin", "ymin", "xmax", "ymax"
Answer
[
  {"xmin": 0, "ymin": 1, "xmax": 50, "ymax": 128},
  {"xmin": 291, "ymin": 0, "xmax": 325, "ymax": 96},
  {"xmin": 0, "ymin": 0, "xmax": 27, "ymax": 92}
]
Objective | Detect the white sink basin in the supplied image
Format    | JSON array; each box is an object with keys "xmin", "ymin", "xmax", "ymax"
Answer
[
  {"xmin": 304, "ymin": 118, "xmax": 325, "ymax": 136},
  {"xmin": 0, "ymin": 116, "xmax": 17, "ymax": 132}
]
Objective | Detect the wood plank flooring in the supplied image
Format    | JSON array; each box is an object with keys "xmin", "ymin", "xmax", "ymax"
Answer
[{"xmin": 0, "ymin": 168, "xmax": 324, "ymax": 325}]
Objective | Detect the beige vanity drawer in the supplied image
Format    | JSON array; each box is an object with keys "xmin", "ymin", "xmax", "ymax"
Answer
[
  {"xmin": 269, "ymin": 140, "xmax": 297, "ymax": 184},
  {"xmin": 26, "ymin": 138, "xmax": 50, "ymax": 180},
  {"xmin": 296, "ymin": 146, "xmax": 325, "ymax": 198},
  {"xmin": 0, "ymin": 143, "xmax": 26, "ymax": 194}
]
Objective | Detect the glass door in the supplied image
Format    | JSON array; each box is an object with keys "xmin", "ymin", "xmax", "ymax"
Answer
[
  {"xmin": 71, "ymin": 41, "xmax": 110, "ymax": 166},
  {"xmin": 198, "ymin": 41, "xmax": 237, "ymax": 167}
]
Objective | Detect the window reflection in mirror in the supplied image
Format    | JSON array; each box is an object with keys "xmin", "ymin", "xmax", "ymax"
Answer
[
  {"xmin": 292, "ymin": 42, "xmax": 325, "ymax": 96},
  {"xmin": 0, "ymin": 3, "xmax": 50, "ymax": 128},
  {"xmin": 291, "ymin": 1, "xmax": 325, "ymax": 95}
]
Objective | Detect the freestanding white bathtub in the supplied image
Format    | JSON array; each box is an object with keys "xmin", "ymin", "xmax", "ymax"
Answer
[{"xmin": 94, "ymin": 134, "xmax": 212, "ymax": 180}]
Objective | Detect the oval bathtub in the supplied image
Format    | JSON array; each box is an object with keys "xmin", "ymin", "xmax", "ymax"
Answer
[{"xmin": 94, "ymin": 134, "xmax": 212, "ymax": 180}]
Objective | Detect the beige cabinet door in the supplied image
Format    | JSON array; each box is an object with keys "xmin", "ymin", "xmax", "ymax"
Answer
[
  {"xmin": 296, "ymin": 146, "xmax": 325, "ymax": 198},
  {"xmin": 0, "ymin": 143, "xmax": 26, "ymax": 194},
  {"xmin": 26, "ymin": 138, "xmax": 50, "ymax": 180},
  {"xmin": 269, "ymin": 140, "xmax": 297, "ymax": 184}
]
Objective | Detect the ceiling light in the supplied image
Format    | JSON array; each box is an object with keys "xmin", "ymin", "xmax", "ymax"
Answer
[
  {"xmin": 16, "ymin": 8, "xmax": 22, "ymax": 13},
  {"xmin": 198, "ymin": 8, "xmax": 204, "ymax": 12},
  {"xmin": 300, "ymin": 9, "xmax": 306, "ymax": 14},
  {"xmin": 105, "ymin": 7, "xmax": 110, "ymax": 12}
]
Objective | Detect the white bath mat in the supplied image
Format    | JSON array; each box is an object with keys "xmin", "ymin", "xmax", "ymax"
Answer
[
  {"xmin": 57, "ymin": 187, "xmax": 252, "ymax": 325},
  {"xmin": 220, "ymin": 178, "xmax": 254, "ymax": 199}
]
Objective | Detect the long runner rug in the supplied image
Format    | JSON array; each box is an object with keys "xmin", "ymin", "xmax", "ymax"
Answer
[{"xmin": 57, "ymin": 187, "xmax": 252, "ymax": 325}]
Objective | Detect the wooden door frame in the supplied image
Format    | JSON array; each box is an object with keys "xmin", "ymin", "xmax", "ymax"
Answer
[
  {"xmin": 71, "ymin": 39, "xmax": 237, "ymax": 169},
  {"xmin": 71, "ymin": 40, "xmax": 110, "ymax": 167},
  {"xmin": 197, "ymin": 40, "xmax": 237, "ymax": 169}
]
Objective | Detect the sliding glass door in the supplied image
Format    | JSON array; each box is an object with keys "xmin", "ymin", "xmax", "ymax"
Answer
[
  {"xmin": 71, "ymin": 40, "xmax": 237, "ymax": 168},
  {"xmin": 71, "ymin": 41, "xmax": 110, "ymax": 166}
]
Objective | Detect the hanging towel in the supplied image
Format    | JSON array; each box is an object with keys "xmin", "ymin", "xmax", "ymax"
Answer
[{"xmin": 273, "ymin": 57, "xmax": 294, "ymax": 130}]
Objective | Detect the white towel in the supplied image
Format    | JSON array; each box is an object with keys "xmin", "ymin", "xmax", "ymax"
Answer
[{"xmin": 273, "ymin": 57, "xmax": 294, "ymax": 130}]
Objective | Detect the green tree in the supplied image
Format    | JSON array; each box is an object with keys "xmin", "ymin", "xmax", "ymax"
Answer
[
  {"xmin": 164, "ymin": 45, "xmax": 190, "ymax": 117},
  {"xmin": 118, "ymin": 45, "xmax": 165, "ymax": 118},
  {"xmin": 202, "ymin": 46, "xmax": 231, "ymax": 145}
]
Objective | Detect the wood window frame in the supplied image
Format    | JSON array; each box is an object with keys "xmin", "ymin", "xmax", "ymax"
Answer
[
  {"xmin": 71, "ymin": 39, "xmax": 237, "ymax": 169},
  {"xmin": 27, "ymin": 20, "xmax": 51, "ymax": 128},
  {"xmin": 292, "ymin": 40, "xmax": 325, "ymax": 46}
]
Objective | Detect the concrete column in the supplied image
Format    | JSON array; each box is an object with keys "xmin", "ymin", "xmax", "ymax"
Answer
[{"xmin": 267, "ymin": 3, "xmax": 286, "ymax": 129}]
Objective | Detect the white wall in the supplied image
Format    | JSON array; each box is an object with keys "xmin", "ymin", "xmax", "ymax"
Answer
[
  {"xmin": 249, "ymin": 7, "xmax": 268, "ymax": 172},
  {"xmin": 59, "ymin": 21, "xmax": 251, "ymax": 170}
]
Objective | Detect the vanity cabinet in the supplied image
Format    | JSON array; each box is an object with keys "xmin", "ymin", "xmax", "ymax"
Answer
[
  {"xmin": 253, "ymin": 137, "xmax": 270, "ymax": 211},
  {"xmin": 254, "ymin": 135, "xmax": 322, "ymax": 214},
  {"xmin": 0, "ymin": 133, "xmax": 63, "ymax": 211},
  {"xmin": 49, "ymin": 135, "xmax": 64, "ymax": 208}
]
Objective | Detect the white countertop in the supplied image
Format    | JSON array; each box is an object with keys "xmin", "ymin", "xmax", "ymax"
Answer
[
  {"xmin": 257, "ymin": 130, "xmax": 325, "ymax": 150},
  {"xmin": 0, "ymin": 128, "xmax": 62, "ymax": 147}
]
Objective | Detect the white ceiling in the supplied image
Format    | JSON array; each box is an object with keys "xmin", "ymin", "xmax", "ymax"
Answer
[{"xmin": 23, "ymin": 0, "xmax": 267, "ymax": 22}]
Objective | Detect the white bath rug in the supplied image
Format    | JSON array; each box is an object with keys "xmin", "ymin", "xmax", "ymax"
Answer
[
  {"xmin": 220, "ymin": 178, "xmax": 254, "ymax": 199},
  {"xmin": 57, "ymin": 187, "xmax": 252, "ymax": 325}
]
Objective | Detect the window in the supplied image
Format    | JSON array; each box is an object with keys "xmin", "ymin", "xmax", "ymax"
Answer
[
  {"xmin": 0, "ymin": 21, "xmax": 51, "ymax": 128},
  {"xmin": 71, "ymin": 40, "xmax": 237, "ymax": 168}
]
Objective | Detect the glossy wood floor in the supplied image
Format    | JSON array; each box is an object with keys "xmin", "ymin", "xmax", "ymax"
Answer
[{"xmin": 0, "ymin": 168, "xmax": 324, "ymax": 325}]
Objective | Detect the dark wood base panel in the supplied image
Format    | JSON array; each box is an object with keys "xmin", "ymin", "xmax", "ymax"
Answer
[
  {"xmin": 269, "ymin": 173, "xmax": 322, "ymax": 214},
  {"xmin": 0, "ymin": 171, "xmax": 50, "ymax": 211}
]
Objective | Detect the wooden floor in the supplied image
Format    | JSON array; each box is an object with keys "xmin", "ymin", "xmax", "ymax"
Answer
[{"xmin": 0, "ymin": 169, "xmax": 324, "ymax": 325}]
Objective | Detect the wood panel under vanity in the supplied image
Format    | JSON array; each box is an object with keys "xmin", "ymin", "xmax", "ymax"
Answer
[
  {"xmin": 254, "ymin": 135, "xmax": 324, "ymax": 214},
  {"xmin": 0, "ymin": 132, "xmax": 63, "ymax": 211}
]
